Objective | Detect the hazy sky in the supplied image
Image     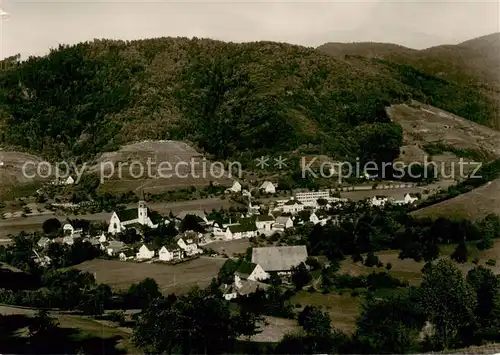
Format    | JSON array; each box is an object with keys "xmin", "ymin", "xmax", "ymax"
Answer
[{"xmin": 0, "ymin": 0, "xmax": 498, "ymax": 59}]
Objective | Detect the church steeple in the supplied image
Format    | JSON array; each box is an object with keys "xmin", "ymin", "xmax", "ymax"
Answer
[{"xmin": 138, "ymin": 189, "xmax": 147, "ymax": 224}]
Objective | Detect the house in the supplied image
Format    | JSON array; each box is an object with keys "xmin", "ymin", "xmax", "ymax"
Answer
[
  {"xmin": 234, "ymin": 261, "xmax": 269, "ymax": 281},
  {"xmin": 108, "ymin": 200, "xmax": 163, "ymax": 235},
  {"xmin": 404, "ymin": 193, "xmax": 419, "ymax": 204},
  {"xmin": 177, "ymin": 237, "xmax": 202, "ymax": 256},
  {"xmin": 176, "ymin": 210, "xmax": 208, "ymax": 225},
  {"xmin": 136, "ymin": 244, "xmax": 156, "ymax": 260},
  {"xmin": 252, "ymin": 245, "xmax": 308, "ymax": 273},
  {"xmin": 226, "ymin": 181, "xmax": 242, "ymax": 193},
  {"xmin": 282, "ymin": 198, "xmax": 304, "ymax": 215},
  {"xmin": 119, "ymin": 249, "xmax": 135, "ymax": 261},
  {"xmin": 103, "ymin": 240, "xmax": 125, "ymax": 256},
  {"xmin": 37, "ymin": 237, "xmax": 51, "ymax": 249},
  {"xmin": 370, "ymin": 195, "xmax": 388, "ymax": 207},
  {"xmin": 63, "ymin": 221, "xmax": 83, "ymax": 237},
  {"xmin": 260, "ymin": 181, "xmax": 276, "ymax": 194},
  {"xmin": 274, "ymin": 216, "xmax": 293, "ymax": 230},
  {"xmin": 255, "ymin": 215, "xmax": 274, "ymax": 231},
  {"xmin": 226, "ymin": 223, "xmax": 258, "ymax": 240},
  {"xmin": 159, "ymin": 245, "xmax": 184, "ymax": 262},
  {"xmin": 309, "ymin": 211, "xmax": 329, "ymax": 226},
  {"xmin": 63, "ymin": 235, "xmax": 75, "ymax": 245}
]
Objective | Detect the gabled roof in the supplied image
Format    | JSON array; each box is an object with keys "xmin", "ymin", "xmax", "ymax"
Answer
[
  {"xmin": 229, "ymin": 224, "xmax": 257, "ymax": 233},
  {"xmin": 252, "ymin": 246, "xmax": 308, "ymax": 272},
  {"xmin": 237, "ymin": 280, "xmax": 270, "ymax": 296},
  {"xmin": 148, "ymin": 209, "xmax": 164, "ymax": 224},
  {"xmin": 276, "ymin": 216, "xmax": 292, "ymax": 225},
  {"xmin": 176, "ymin": 210, "xmax": 207, "ymax": 220},
  {"xmin": 236, "ymin": 261, "xmax": 257, "ymax": 277},
  {"xmin": 117, "ymin": 208, "xmax": 138, "ymax": 222},
  {"xmin": 120, "ymin": 249, "xmax": 135, "ymax": 257},
  {"xmin": 407, "ymin": 193, "xmax": 419, "ymax": 198},
  {"xmin": 256, "ymin": 215, "xmax": 274, "ymax": 222},
  {"xmin": 374, "ymin": 195, "xmax": 388, "ymax": 199},
  {"xmin": 141, "ymin": 243, "xmax": 159, "ymax": 251}
]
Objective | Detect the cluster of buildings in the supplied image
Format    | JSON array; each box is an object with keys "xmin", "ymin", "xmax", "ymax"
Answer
[
  {"xmin": 220, "ymin": 245, "xmax": 308, "ymax": 300},
  {"xmin": 369, "ymin": 193, "xmax": 419, "ymax": 207}
]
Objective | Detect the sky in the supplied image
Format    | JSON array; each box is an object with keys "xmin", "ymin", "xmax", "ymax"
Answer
[{"xmin": 0, "ymin": 0, "xmax": 498, "ymax": 59}]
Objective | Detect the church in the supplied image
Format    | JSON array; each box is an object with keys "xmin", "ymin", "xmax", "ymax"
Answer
[{"xmin": 108, "ymin": 199, "xmax": 163, "ymax": 235}]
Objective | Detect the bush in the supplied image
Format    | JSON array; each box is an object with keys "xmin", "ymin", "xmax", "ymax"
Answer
[
  {"xmin": 364, "ymin": 252, "xmax": 380, "ymax": 267},
  {"xmin": 385, "ymin": 262, "xmax": 392, "ymax": 270},
  {"xmin": 305, "ymin": 257, "xmax": 321, "ymax": 271},
  {"xmin": 487, "ymin": 259, "xmax": 496, "ymax": 266},
  {"xmin": 351, "ymin": 290, "xmax": 360, "ymax": 297},
  {"xmin": 472, "ymin": 257, "xmax": 479, "ymax": 265},
  {"xmin": 352, "ymin": 253, "xmax": 364, "ymax": 263}
]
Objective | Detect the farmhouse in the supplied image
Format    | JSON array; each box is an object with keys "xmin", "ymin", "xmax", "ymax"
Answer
[
  {"xmin": 119, "ymin": 249, "xmax": 135, "ymax": 261},
  {"xmin": 251, "ymin": 245, "xmax": 308, "ymax": 273},
  {"xmin": 273, "ymin": 216, "xmax": 293, "ymax": 231},
  {"xmin": 260, "ymin": 181, "xmax": 276, "ymax": 194},
  {"xmin": 282, "ymin": 198, "xmax": 304, "ymax": 215},
  {"xmin": 159, "ymin": 245, "xmax": 184, "ymax": 262},
  {"xmin": 108, "ymin": 200, "xmax": 163, "ymax": 235},
  {"xmin": 103, "ymin": 240, "xmax": 125, "ymax": 256},
  {"xmin": 234, "ymin": 261, "xmax": 269, "ymax": 281},
  {"xmin": 255, "ymin": 215, "xmax": 274, "ymax": 231},
  {"xmin": 226, "ymin": 223, "xmax": 258, "ymax": 240},
  {"xmin": 136, "ymin": 244, "xmax": 156, "ymax": 260}
]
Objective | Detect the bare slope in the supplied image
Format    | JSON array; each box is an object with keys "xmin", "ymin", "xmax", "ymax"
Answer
[{"xmin": 411, "ymin": 178, "xmax": 500, "ymax": 220}]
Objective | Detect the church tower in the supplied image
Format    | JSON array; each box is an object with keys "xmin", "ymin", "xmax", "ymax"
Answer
[{"xmin": 138, "ymin": 190, "xmax": 148, "ymax": 225}]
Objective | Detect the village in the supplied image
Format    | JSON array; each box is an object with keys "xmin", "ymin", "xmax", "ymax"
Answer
[{"xmin": 29, "ymin": 178, "xmax": 423, "ymax": 300}]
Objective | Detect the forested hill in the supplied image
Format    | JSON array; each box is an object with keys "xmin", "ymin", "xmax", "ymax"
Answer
[{"xmin": 0, "ymin": 36, "xmax": 497, "ymax": 162}]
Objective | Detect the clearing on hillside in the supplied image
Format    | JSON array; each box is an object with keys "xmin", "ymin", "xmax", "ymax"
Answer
[
  {"xmin": 412, "ymin": 178, "xmax": 500, "ymax": 220},
  {"xmin": 90, "ymin": 140, "xmax": 234, "ymax": 194},
  {"xmin": 73, "ymin": 257, "xmax": 226, "ymax": 294}
]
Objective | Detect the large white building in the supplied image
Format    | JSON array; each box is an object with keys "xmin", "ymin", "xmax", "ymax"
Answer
[
  {"xmin": 108, "ymin": 200, "xmax": 162, "ymax": 235},
  {"xmin": 294, "ymin": 190, "xmax": 330, "ymax": 207}
]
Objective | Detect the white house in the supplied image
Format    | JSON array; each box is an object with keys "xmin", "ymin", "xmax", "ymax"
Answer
[
  {"xmin": 104, "ymin": 240, "xmax": 125, "ymax": 256},
  {"xmin": 255, "ymin": 215, "xmax": 274, "ymax": 231},
  {"xmin": 119, "ymin": 249, "xmax": 135, "ymax": 261},
  {"xmin": 234, "ymin": 261, "xmax": 270, "ymax": 281},
  {"xmin": 404, "ymin": 193, "xmax": 419, "ymax": 204},
  {"xmin": 309, "ymin": 211, "xmax": 329, "ymax": 226},
  {"xmin": 108, "ymin": 200, "xmax": 162, "ymax": 235},
  {"xmin": 260, "ymin": 181, "xmax": 276, "ymax": 194},
  {"xmin": 158, "ymin": 245, "xmax": 184, "ymax": 262},
  {"xmin": 282, "ymin": 198, "xmax": 304, "ymax": 215},
  {"xmin": 136, "ymin": 244, "xmax": 156, "ymax": 260},
  {"xmin": 226, "ymin": 224, "xmax": 258, "ymax": 240},
  {"xmin": 370, "ymin": 195, "xmax": 388, "ymax": 207},
  {"xmin": 177, "ymin": 237, "xmax": 202, "ymax": 256},
  {"xmin": 274, "ymin": 216, "xmax": 293, "ymax": 230},
  {"xmin": 37, "ymin": 237, "xmax": 51, "ymax": 249},
  {"xmin": 63, "ymin": 222, "xmax": 83, "ymax": 237},
  {"xmin": 226, "ymin": 181, "xmax": 242, "ymax": 193}
]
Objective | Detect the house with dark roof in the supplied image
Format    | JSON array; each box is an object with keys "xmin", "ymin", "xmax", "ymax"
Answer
[
  {"xmin": 108, "ymin": 199, "xmax": 163, "ymax": 235},
  {"xmin": 119, "ymin": 249, "xmax": 135, "ymax": 261},
  {"xmin": 175, "ymin": 210, "xmax": 208, "ymax": 225},
  {"xmin": 226, "ymin": 223, "xmax": 258, "ymax": 240},
  {"xmin": 256, "ymin": 215, "xmax": 274, "ymax": 231},
  {"xmin": 235, "ymin": 261, "xmax": 269, "ymax": 281},
  {"xmin": 282, "ymin": 198, "xmax": 304, "ymax": 215},
  {"xmin": 252, "ymin": 245, "xmax": 308, "ymax": 273}
]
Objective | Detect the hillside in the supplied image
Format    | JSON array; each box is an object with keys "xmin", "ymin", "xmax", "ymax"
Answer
[
  {"xmin": 412, "ymin": 178, "xmax": 500, "ymax": 221},
  {"xmin": 0, "ymin": 36, "xmax": 497, "ymax": 163},
  {"xmin": 318, "ymin": 32, "xmax": 500, "ymax": 89}
]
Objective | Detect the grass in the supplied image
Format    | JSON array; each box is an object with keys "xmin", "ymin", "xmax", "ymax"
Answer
[
  {"xmin": 73, "ymin": 257, "xmax": 226, "ymax": 294},
  {"xmin": 290, "ymin": 291, "xmax": 361, "ymax": 334}
]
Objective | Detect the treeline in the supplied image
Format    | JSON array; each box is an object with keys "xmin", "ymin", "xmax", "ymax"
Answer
[{"xmin": 0, "ymin": 38, "xmax": 496, "ymax": 163}]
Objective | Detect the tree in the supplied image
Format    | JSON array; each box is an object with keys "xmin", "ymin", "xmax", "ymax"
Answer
[
  {"xmin": 126, "ymin": 277, "xmax": 161, "ymax": 309},
  {"xmin": 419, "ymin": 259, "xmax": 476, "ymax": 350},
  {"xmin": 364, "ymin": 252, "xmax": 380, "ymax": 267},
  {"xmin": 133, "ymin": 287, "xmax": 258, "ymax": 354},
  {"xmin": 78, "ymin": 283, "xmax": 112, "ymax": 315},
  {"xmin": 298, "ymin": 306, "xmax": 332, "ymax": 337},
  {"xmin": 42, "ymin": 218, "xmax": 61, "ymax": 235},
  {"xmin": 451, "ymin": 241, "xmax": 468, "ymax": 263},
  {"xmin": 28, "ymin": 310, "xmax": 59, "ymax": 338},
  {"xmin": 180, "ymin": 214, "xmax": 205, "ymax": 233},
  {"xmin": 355, "ymin": 290, "xmax": 426, "ymax": 353},
  {"xmin": 291, "ymin": 262, "xmax": 312, "ymax": 291}
]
